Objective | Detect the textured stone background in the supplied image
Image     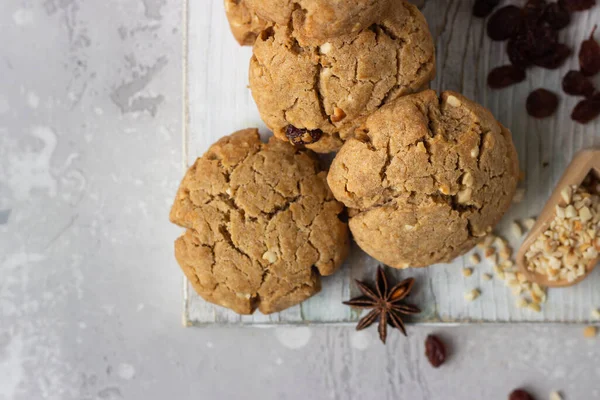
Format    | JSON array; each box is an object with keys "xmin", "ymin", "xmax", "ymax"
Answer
[{"xmin": 1, "ymin": 1, "xmax": 599, "ymax": 399}]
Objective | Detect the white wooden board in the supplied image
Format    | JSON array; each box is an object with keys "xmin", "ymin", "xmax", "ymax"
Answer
[{"xmin": 184, "ymin": 0, "xmax": 600, "ymax": 325}]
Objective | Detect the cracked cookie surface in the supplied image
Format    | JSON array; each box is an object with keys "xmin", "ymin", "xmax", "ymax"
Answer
[
  {"xmin": 327, "ymin": 90, "xmax": 520, "ymax": 268},
  {"xmin": 224, "ymin": 0, "xmax": 270, "ymax": 46},
  {"xmin": 249, "ymin": 0, "xmax": 435, "ymax": 153},
  {"xmin": 245, "ymin": 0, "xmax": 390, "ymax": 45},
  {"xmin": 170, "ymin": 129, "xmax": 350, "ymax": 314}
]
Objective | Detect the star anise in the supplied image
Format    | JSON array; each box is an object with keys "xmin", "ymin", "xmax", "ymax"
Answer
[{"xmin": 343, "ymin": 266, "xmax": 421, "ymax": 344}]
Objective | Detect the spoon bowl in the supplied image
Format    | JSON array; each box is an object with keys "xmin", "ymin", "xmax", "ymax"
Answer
[{"xmin": 516, "ymin": 148, "xmax": 600, "ymax": 288}]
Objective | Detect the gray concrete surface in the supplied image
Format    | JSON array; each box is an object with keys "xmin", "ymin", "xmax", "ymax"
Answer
[{"xmin": 1, "ymin": 1, "xmax": 599, "ymax": 399}]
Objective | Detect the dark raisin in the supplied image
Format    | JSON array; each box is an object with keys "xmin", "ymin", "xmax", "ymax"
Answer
[
  {"xmin": 580, "ymin": 26, "xmax": 600, "ymax": 77},
  {"xmin": 487, "ymin": 6, "xmax": 523, "ymax": 41},
  {"xmin": 509, "ymin": 389, "xmax": 535, "ymax": 400},
  {"xmin": 526, "ymin": 24, "xmax": 559, "ymax": 58},
  {"xmin": 544, "ymin": 0, "xmax": 571, "ymax": 30},
  {"xmin": 523, "ymin": 0, "xmax": 547, "ymax": 23},
  {"xmin": 425, "ymin": 335, "xmax": 446, "ymax": 368},
  {"xmin": 488, "ymin": 65, "xmax": 527, "ymax": 89},
  {"xmin": 572, "ymin": 94, "xmax": 600, "ymax": 124},
  {"xmin": 564, "ymin": 0, "xmax": 596, "ymax": 11},
  {"xmin": 562, "ymin": 70, "xmax": 596, "ymax": 97},
  {"xmin": 526, "ymin": 88, "xmax": 559, "ymax": 118},
  {"xmin": 533, "ymin": 43, "xmax": 572, "ymax": 69},
  {"xmin": 507, "ymin": 38, "xmax": 533, "ymax": 68},
  {"xmin": 285, "ymin": 125, "xmax": 323, "ymax": 145},
  {"xmin": 473, "ymin": 0, "xmax": 501, "ymax": 17}
]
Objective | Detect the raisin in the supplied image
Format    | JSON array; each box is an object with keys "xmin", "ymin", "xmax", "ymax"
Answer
[
  {"xmin": 562, "ymin": 70, "xmax": 596, "ymax": 97},
  {"xmin": 488, "ymin": 65, "xmax": 527, "ymax": 89},
  {"xmin": 487, "ymin": 6, "xmax": 523, "ymax": 41},
  {"xmin": 526, "ymin": 24, "xmax": 559, "ymax": 58},
  {"xmin": 424, "ymin": 335, "xmax": 446, "ymax": 368},
  {"xmin": 526, "ymin": 88, "xmax": 559, "ymax": 118},
  {"xmin": 473, "ymin": 0, "xmax": 501, "ymax": 17},
  {"xmin": 572, "ymin": 94, "xmax": 600, "ymax": 124},
  {"xmin": 533, "ymin": 43, "xmax": 572, "ymax": 69},
  {"xmin": 507, "ymin": 38, "xmax": 533, "ymax": 68},
  {"xmin": 285, "ymin": 125, "xmax": 323, "ymax": 145},
  {"xmin": 544, "ymin": 0, "xmax": 571, "ymax": 30},
  {"xmin": 509, "ymin": 389, "xmax": 535, "ymax": 400},
  {"xmin": 580, "ymin": 26, "xmax": 600, "ymax": 77},
  {"xmin": 523, "ymin": 0, "xmax": 547, "ymax": 23},
  {"xmin": 564, "ymin": 0, "xmax": 596, "ymax": 11}
]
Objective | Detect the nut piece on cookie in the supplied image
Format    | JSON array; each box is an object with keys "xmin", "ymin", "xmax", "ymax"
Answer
[
  {"xmin": 245, "ymin": 0, "xmax": 391, "ymax": 45},
  {"xmin": 224, "ymin": 0, "xmax": 270, "ymax": 46},
  {"xmin": 170, "ymin": 128, "xmax": 350, "ymax": 314},
  {"xmin": 249, "ymin": 0, "xmax": 436, "ymax": 153},
  {"xmin": 327, "ymin": 90, "xmax": 520, "ymax": 268}
]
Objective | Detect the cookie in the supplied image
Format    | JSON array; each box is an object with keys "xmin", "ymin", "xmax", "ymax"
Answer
[
  {"xmin": 224, "ymin": 0, "xmax": 270, "ymax": 46},
  {"xmin": 249, "ymin": 1, "xmax": 435, "ymax": 153},
  {"xmin": 244, "ymin": 0, "xmax": 390, "ymax": 45},
  {"xmin": 327, "ymin": 90, "xmax": 520, "ymax": 268},
  {"xmin": 170, "ymin": 129, "xmax": 350, "ymax": 314}
]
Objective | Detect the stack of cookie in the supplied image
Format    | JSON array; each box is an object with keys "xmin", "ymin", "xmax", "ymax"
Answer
[{"xmin": 168, "ymin": 0, "xmax": 520, "ymax": 315}]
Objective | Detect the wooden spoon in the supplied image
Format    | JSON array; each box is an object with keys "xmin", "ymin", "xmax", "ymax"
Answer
[{"xmin": 516, "ymin": 148, "xmax": 600, "ymax": 288}]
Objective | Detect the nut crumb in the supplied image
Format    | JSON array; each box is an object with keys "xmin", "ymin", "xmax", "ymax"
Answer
[
  {"xmin": 513, "ymin": 188, "xmax": 526, "ymax": 203},
  {"xmin": 549, "ymin": 392, "xmax": 563, "ymax": 400},
  {"xmin": 462, "ymin": 267, "xmax": 473, "ymax": 277},
  {"xmin": 584, "ymin": 326, "xmax": 598, "ymax": 338},
  {"xmin": 511, "ymin": 221, "xmax": 523, "ymax": 238},
  {"xmin": 446, "ymin": 95, "xmax": 462, "ymax": 107},
  {"xmin": 523, "ymin": 218, "xmax": 536, "ymax": 230},
  {"xmin": 470, "ymin": 254, "xmax": 481, "ymax": 264},
  {"xmin": 591, "ymin": 308, "xmax": 600, "ymax": 319},
  {"xmin": 262, "ymin": 251, "xmax": 278, "ymax": 264},
  {"xmin": 464, "ymin": 289, "xmax": 480, "ymax": 302},
  {"xmin": 482, "ymin": 273, "xmax": 492, "ymax": 281}
]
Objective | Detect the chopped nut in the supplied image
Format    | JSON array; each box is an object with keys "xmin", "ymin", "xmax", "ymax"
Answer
[
  {"xmin": 320, "ymin": 42, "xmax": 332, "ymax": 54},
  {"xmin": 513, "ymin": 188, "xmax": 526, "ymax": 203},
  {"xmin": 262, "ymin": 251, "xmax": 278, "ymax": 264},
  {"xmin": 580, "ymin": 206, "xmax": 593, "ymax": 222},
  {"xmin": 464, "ymin": 289, "xmax": 480, "ymax": 302},
  {"xmin": 470, "ymin": 146, "xmax": 479, "ymax": 158},
  {"xmin": 484, "ymin": 247, "xmax": 496, "ymax": 258},
  {"xmin": 331, "ymin": 107, "xmax": 346, "ymax": 123},
  {"xmin": 523, "ymin": 218, "xmax": 536, "ymax": 230},
  {"xmin": 470, "ymin": 254, "xmax": 481, "ymax": 264},
  {"xmin": 592, "ymin": 308, "xmax": 600, "ymax": 320},
  {"xmin": 462, "ymin": 172, "xmax": 474, "ymax": 187},
  {"xmin": 462, "ymin": 267, "xmax": 473, "ymax": 277},
  {"xmin": 446, "ymin": 95, "xmax": 461, "ymax": 107},
  {"xmin": 457, "ymin": 188, "xmax": 473, "ymax": 204},
  {"xmin": 478, "ymin": 235, "xmax": 496, "ymax": 249},
  {"xmin": 583, "ymin": 326, "xmax": 598, "ymax": 338},
  {"xmin": 482, "ymin": 273, "xmax": 492, "ymax": 281},
  {"xmin": 561, "ymin": 186, "xmax": 572, "ymax": 204},
  {"xmin": 549, "ymin": 391, "xmax": 563, "ymax": 400},
  {"xmin": 511, "ymin": 221, "xmax": 523, "ymax": 238}
]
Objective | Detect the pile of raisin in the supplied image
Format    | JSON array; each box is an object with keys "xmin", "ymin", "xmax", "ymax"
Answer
[
  {"xmin": 474, "ymin": 0, "xmax": 600, "ymax": 122},
  {"xmin": 563, "ymin": 26, "xmax": 600, "ymax": 124}
]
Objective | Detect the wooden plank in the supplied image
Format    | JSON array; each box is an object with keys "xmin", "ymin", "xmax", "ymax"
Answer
[{"xmin": 185, "ymin": 0, "xmax": 600, "ymax": 325}]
